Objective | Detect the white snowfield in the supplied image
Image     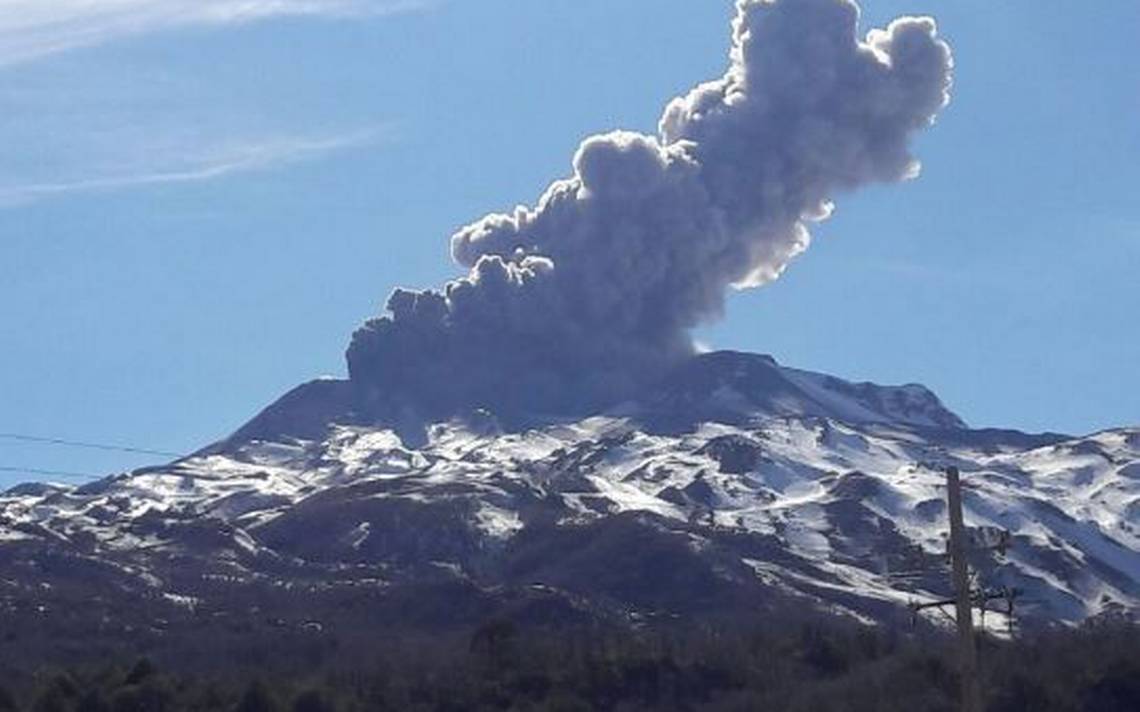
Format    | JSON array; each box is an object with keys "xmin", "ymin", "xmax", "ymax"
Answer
[{"xmin": 1, "ymin": 353, "xmax": 1137, "ymax": 626}]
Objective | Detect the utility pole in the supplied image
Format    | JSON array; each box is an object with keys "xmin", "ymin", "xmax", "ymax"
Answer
[
  {"xmin": 946, "ymin": 466, "xmax": 983, "ymax": 712},
  {"xmin": 904, "ymin": 463, "xmax": 1018, "ymax": 708}
]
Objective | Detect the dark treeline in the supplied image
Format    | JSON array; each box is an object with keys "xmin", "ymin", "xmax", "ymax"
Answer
[{"xmin": 0, "ymin": 616, "xmax": 1137, "ymax": 711}]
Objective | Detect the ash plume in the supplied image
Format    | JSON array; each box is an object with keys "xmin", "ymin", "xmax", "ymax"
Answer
[{"xmin": 347, "ymin": 0, "xmax": 953, "ymax": 420}]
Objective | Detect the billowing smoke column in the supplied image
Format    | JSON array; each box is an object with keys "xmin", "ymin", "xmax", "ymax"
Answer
[{"xmin": 347, "ymin": 0, "xmax": 953, "ymax": 420}]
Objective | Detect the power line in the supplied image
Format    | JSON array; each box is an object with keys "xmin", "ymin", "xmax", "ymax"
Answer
[
  {"xmin": 0, "ymin": 465, "xmax": 100, "ymax": 481},
  {"xmin": 0, "ymin": 432, "xmax": 180, "ymax": 458}
]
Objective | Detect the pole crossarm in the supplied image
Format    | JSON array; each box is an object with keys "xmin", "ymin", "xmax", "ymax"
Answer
[{"xmin": 911, "ymin": 587, "xmax": 1022, "ymax": 613}]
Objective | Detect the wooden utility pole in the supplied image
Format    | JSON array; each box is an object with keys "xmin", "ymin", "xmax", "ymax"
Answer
[{"xmin": 946, "ymin": 466, "xmax": 983, "ymax": 712}]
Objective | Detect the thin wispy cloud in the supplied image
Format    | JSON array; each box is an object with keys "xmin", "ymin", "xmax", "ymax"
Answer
[
  {"xmin": 0, "ymin": 0, "xmax": 427, "ymax": 66},
  {"xmin": 0, "ymin": 128, "xmax": 386, "ymax": 208}
]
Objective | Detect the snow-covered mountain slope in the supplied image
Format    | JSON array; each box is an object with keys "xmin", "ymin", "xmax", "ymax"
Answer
[{"xmin": 1, "ymin": 352, "xmax": 1137, "ymax": 633}]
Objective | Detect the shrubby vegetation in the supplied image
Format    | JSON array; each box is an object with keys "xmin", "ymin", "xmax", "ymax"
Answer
[{"xmin": 0, "ymin": 616, "xmax": 1136, "ymax": 711}]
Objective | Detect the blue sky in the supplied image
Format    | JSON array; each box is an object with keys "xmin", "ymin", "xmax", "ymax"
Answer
[{"xmin": 1, "ymin": 0, "xmax": 1137, "ymax": 487}]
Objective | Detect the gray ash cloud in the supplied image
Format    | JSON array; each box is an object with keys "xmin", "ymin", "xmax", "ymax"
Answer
[{"xmin": 347, "ymin": 0, "xmax": 953, "ymax": 420}]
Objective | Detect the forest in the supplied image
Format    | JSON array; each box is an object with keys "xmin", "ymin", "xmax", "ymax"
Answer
[{"xmin": 1, "ymin": 613, "xmax": 1136, "ymax": 711}]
